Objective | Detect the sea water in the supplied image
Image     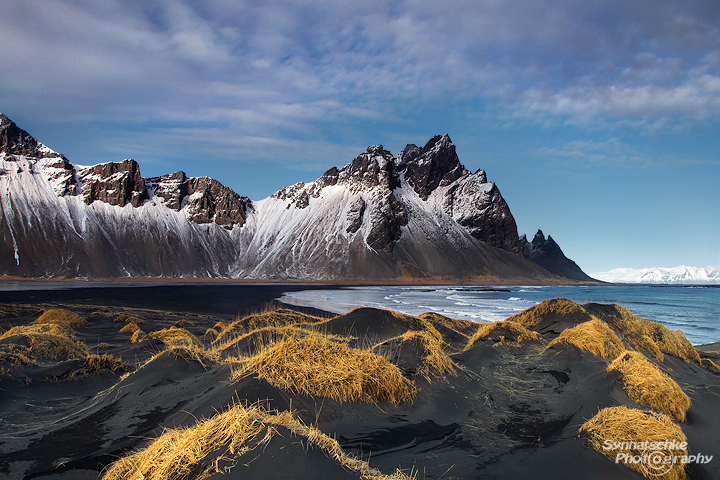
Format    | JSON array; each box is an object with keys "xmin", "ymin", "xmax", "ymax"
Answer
[{"xmin": 280, "ymin": 285, "xmax": 720, "ymax": 346}]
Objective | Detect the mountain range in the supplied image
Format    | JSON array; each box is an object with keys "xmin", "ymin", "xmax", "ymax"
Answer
[
  {"xmin": 0, "ymin": 113, "xmax": 594, "ymax": 282},
  {"xmin": 590, "ymin": 266, "xmax": 720, "ymax": 285}
]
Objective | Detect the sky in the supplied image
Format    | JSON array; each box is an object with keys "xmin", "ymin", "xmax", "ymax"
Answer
[{"xmin": 1, "ymin": 0, "xmax": 719, "ymax": 274}]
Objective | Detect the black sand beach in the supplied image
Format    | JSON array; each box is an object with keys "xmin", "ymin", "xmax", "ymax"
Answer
[{"xmin": 1, "ymin": 285, "xmax": 719, "ymax": 480}]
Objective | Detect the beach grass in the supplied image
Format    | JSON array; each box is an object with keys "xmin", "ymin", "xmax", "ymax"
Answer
[
  {"xmin": 465, "ymin": 319, "xmax": 543, "ymax": 348},
  {"xmin": 233, "ymin": 331, "xmax": 415, "ymax": 404},
  {"xmin": 607, "ymin": 351, "xmax": 690, "ymax": 422},
  {"xmin": 546, "ymin": 318, "xmax": 625, "ymax": 360},
  {"xmin": 612, "ymin": 307, "xmax": 700, "ymax": 364},
  {"xmin": 579, "ymin": 405, "xmax": 687, "ymax": 480},
  {"xmin": 0, "ymin": 323, "xmax": 89, "ymax": 360},
  {"xmin": 130, "ymin": 329, "xmax": 147, "ymax": 343},
  {"xmin": 34, "ymin": 308, "xmax": 89, "ymax": 328},
  {"xmin": 148, "ymin": 327, "xmax": 202, "ymax": 349},
  {"xmin": 119, "ymin": 322, "xmax": 140, "ymax": 334},
  {"xmin": 506, "ymin": 298, "xmax": 586, "ymax": 329},
  {"xmin": 101, "ymin": 402, "xmax": 415, "ymax": 480},
  {"xmin": 113, "ymin": 312, "xmax": 146, "ymax": 325}
]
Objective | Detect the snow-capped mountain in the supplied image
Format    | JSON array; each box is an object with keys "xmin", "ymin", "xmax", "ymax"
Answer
[
  {"xmin": 0, "ymin": 113, "xmax": 591, "ymax": 281},
  {"xmin": 590, "ymin": 266, "xmax": 720, "ymax": 285}
]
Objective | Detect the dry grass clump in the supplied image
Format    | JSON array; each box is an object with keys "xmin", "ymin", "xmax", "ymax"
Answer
[
  {"xmin": 90, "ymin": 308, "xmax": 112, "ymax": 319},
  {"xmin": 466, "ymin": 320, "xmax": 543, "ymax": 349},
  {"xmin": 131, "ymin": 329, "xmax": 147, "ymax": 343},
  {"xmin": 507, "ymin": 298, "xmax": 585, "ymax": 329},
  {"xmin": 114, "ymin": 313, "xmax": 146, "ymax": 325},
  {"xmin": 215, "ymin": 306, "xmax": 325, "ymax": 341},
  {"xmin": 703, "ymin": 358, "xmax": 720, "ymax": 372},
  {"xmin": 236, "ymin": 333, "xmax": 415, "ymax": 404},
  {"xmin": 395, "ymin": 330, "xmax": 455, "ymax": 380},
  {"xmin": 418, "ymin": 312, "xmax": 477, "ymax": 337},
  {"xmin": 204, "ymin": 327, "xmax": 219, "ymax": 338},
  {"xmin": 546, "ymin": 318, "xmax": 624, "ymax": 360},
  {"xmin": 0, "ymin": 323, "xmax": 89, "ymax": 360},
  {"xmin": 0, "ymin": 349, "xmax": 35, "ymax": 368},
  {"xmin": 101, "ymin": 403, "xmax": 414, "ymax": 480},
  {"xmin": 35, "ymin": 309, "xmax": 89, "ymax": 328},
  {"xmin": 67, "ymin": 354, "xmax": 128, "ymax": 378},
  {"xmin": 608, "ymin": 351, "xmax": 690, "ymax": 422},
  {"xmin": 213, "ymin": 325, "xmax": 305, "ymax": 356},
  {"xmin": 173, "ymin": 319, "xmax": 194, "ymax": 328},
  {"xmin": 149, "ymin": 327, "xmax": 202, "ymax": 349},
  {"xmin": 119, "ymin": 323, "xmax": 140, "ymax": 334},
  {"xmin": 579, "ymin": 406, "xmax": 687, "ymax": 480},
  {"xmin": 612, "ymin": 307, "xmax": 700, "ymax": 364}
]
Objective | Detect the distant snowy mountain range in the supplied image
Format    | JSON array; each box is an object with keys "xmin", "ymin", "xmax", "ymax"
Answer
[
  {"xmin": 0, "ymin": 113, "xmax": 593, "ymax": 281},
  {"xmin": 591, "ymin": 266, "xmax": 720, "ymax": 285}
]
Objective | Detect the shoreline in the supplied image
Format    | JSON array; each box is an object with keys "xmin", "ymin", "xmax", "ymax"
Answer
[{"xmin": 0, "ymin": 274, "xmax": 603, "ymax": 287}]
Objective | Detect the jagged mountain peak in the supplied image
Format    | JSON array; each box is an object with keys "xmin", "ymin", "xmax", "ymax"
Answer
[
  {"xmin": 520, "ymin": 229, "xmax": 594, "ymax": 282},
  {"xmin": 397, "ymin": 134, "xmax": 468, "ymax": 201},
  {"xmin": 0, "ymin": 113, "xmax": 59, "ymax": 159}
]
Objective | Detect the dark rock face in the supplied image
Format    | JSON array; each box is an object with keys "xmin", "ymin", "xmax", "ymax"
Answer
[
  {"xmin": 346, "ymin": 197, "xmax": 365, "ymax": 234},
  {"xmin": 149, "ymin": 172, "xmax": 250, "ymax": 228},
  {"xmin": 520, "ymin": 230, "xmax": 595, "ymax": 281},
  {"xmin": 185, "ymin": 177, "xmax": 251, "ymax": 227},
  {"xmin": 337, "ymin": 145, "xmax": 399, "ymax": 190},
  {"xmin": 80, "ymin": 159, "xmax": 149, "ymax": 207},
  {"xmin": 365, "ymin": 192, "xmax": 408, "ymax": 251},
  {"xmin": 0, "ymin": 113, "xmax": 58, "ymax": 159},
  {"xmin": 398, "ymin": 135, "xmax": 468, "ymax": 200},
  {"xmin": 448, "ymin": 175, "xmax": 522, "ymax": 254}
]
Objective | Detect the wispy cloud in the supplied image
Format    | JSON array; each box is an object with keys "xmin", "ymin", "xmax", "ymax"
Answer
[{"xmin": 2, "ymin": 0, "xmax": 719, "ymax": 170}]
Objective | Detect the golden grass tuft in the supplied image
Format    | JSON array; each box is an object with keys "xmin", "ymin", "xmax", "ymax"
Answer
[
  {"xmin": 236, "ymin": 332, "xmax": 415, "ymax": 404},
  {"xmin": 466, "ymin": 320, "xmax": 543, "ymax": 349},
  {"xmin": 67, "ymin": 354, "xmax": 128, "ymax": 378},
  {"xmin": 579, "ymin": 406, "xmax": 687, "ymax": 480},
  {"xmin": 113, "ymin": 313, "xmax": 146, "ymax": 325},
  {"xmin": 0, "ymin": 323, "xmax": 89, "ymax": 360},
  {"xmin": 215, "ymin": 306, "xmax": 325, "ymax": 341},
  {"xmin": 173, "ymin": 319, "xmax": 194, "ymax": 328},
  {"xmin": 130, "ymin": 329, "xmax": 147, "ymax": 343},
  {"xmin": 35, "ymin": 309, "xmax": 89, "ymax": 328},
  {"xmin": 608, "ymin": 351, "xmax": 690, "ymax": 422},
  {"xmin": 149, "ymin": 327, "xmax": 202, "ymax": 349},
  {"xmin": 119, "ymin": 322, "xmax": 140, "ymax": 334},
  {"xmin": 101, "ymin": 403, "xmax": 414, "ymax": 480},
  {"xmin": 507, "ymin": 298, "xmax": 585, "ymax": 329},
  {"xmin": 395, "ymin": 330, "xmax": 455, "ymax": 380},
  {"xmin": 204, "ymin": 327, "xmax": 219, "ymax": 338},
  {"xmin": 603, "ymin": 306, "xmax": 700, "ymax": 364},
  {"xmin": 418, "ymin": 312, "xmax": 477, "ymax": 336},
  {"xmin": 546, "ymin": 318, "xmax": 624, "ymax": 360},
  {"xmin": 703, "ymin": 358, "xmax": 720, "ymax": 372}
]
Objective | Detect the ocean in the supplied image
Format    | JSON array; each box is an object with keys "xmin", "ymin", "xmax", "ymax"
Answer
[{"xmin": 280, "ymin": 284, "xmax": 720, "ymax": 346}]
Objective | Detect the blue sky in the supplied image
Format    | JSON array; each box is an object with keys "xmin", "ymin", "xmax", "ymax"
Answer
[{"xmin": 1, "ymin": 0, "xmax": 719, "ymax": 273}]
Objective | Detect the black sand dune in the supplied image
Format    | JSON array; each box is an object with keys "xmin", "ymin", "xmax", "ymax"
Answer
[{"xmin": 1, "ymin": 290, "xmax": 719, "ymax": 480}]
